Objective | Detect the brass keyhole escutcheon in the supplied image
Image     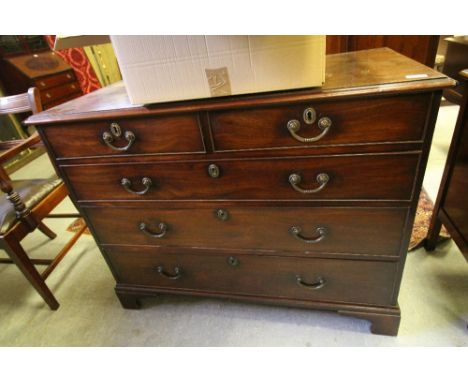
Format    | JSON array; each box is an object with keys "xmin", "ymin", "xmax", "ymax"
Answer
[
  {"xmin": 110, "ymin": 122, "xmax": 122, "ymax": 137},
  {"xmin": 208, "ymin": 163, "xmax": 220, "ymax": 178},
  {"xmin": 303, "ymin": 107, "xmax": 317, "ymax": 125},
  {"xmin": 215, "ymin": 209, "xmax": 229, "ymax": 221},
  {"xmin": 227, "ymin": 256, "xmax": 240, "ymax": 267}
]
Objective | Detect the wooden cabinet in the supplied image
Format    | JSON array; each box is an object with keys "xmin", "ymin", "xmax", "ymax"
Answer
[
  {"xmin": 426, "ymin": 69, "xmax": 468, "ymax": 258},
  {"xmin": 26, "ymin": 48, "xmax": 455, "ymax": 336},
  {"xmin": 0, "ymin": 51, "xmax": 82, "ymax": 109}
]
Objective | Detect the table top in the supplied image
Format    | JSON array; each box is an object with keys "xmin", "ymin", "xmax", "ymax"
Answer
[
  {"xmin": 26, "ymin": 47, "xmax": 456, "ymax": 126},
  {"xmin": 5, "ymin": 51, "xmax": 72, "ymax": 79}
]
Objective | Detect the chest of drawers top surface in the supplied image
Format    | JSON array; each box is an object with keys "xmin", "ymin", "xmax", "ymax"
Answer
[{"xmin": 26, "ymin": 48, "xmax": 454, "ymax": 126}]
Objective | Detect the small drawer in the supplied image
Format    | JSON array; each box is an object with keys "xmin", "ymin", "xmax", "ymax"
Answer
[
  {"xmin": 40, "ymin": 81, "xmax": 81, "ymax": 104},
  {"xmin": 63, "ymin": 152, "xmax": 419, "ymax": 201},
  {"xmin": 105, "ymin": 246, "xmax": 398, "ymax": 306},
  {"xmin": 34, "ymin": 71, "xmax": 76, "ymax": 90},
  {"xmin": 209, "ymin": 94, "xmax": 431, "ymax": 152},
  {"xmin": 42, "ymin": 92, "xmax": 82, "ymax": 110},
  {"xmin": 88, "ymin": 206, "xmax": 408, "ymax": 257},
  {"xmin": 42, "ymin": 115, "xmax": 205, "ymax": 159}
]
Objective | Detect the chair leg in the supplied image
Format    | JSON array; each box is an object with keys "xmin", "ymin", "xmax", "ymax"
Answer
[
  {"xmin": 37, "ymin": 222, "xmax": 57, "ymax": 240},
  {"xmin": 2, "ymin": 236, "xmax": 59, "ymax": 310},
  {"xmin": 425, "ymin": 214, "xmax": 443, "ymax": 251}
]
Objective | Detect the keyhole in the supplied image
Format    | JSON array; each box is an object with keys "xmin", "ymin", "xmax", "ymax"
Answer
[
  {"xmin": 227, "ymin": 256, "xmax": 240, "ymax": 267},
  {"xmin": 303, "ymin": 107, "xmax": 316, "ymax": 125},
  {"xmin": 215, "ymin": 209, "xmax": 229, "ymax": 221}
]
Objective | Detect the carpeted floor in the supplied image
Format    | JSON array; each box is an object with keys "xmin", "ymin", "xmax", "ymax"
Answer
[
  {"xmin": 0, "ymin": 103, "xmax": 467, "ymax": 346},
  {"xmin": 408, "ymin": 188, "xmax": 450, "ymax": 251}
]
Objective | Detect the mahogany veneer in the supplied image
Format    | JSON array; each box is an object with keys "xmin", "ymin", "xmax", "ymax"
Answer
[{"xmin": 26, "ymin": 48, "xmax": 455, "ymax": 336}]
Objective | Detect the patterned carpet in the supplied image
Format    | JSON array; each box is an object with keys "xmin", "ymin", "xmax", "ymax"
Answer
[
  {"xmin": 67, "ymin": 188, "xmax": 450, "ymax": 252},
  {"xmin": 408, "ymin": 188, "xmax": 450, "ymax": 251}
]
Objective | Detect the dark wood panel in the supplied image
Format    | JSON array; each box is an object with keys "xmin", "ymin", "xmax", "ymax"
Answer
[
  {"xmin": 327, "ymin": 36, "xmax": 439, "ymax": 67},
  {"xmin": 62, "ymin": 153, "xmax": 420, "ymax": 202},
  {"xmin": 210, "ymin": 94, "xmax": 430, "ymax": 152},
  {"xmin": 347, "ymin": 36, "xmax": 439, "ymax": 67},
  {"xmin": 42, "ymin": 114, "xmax": 205, "ymax": 159},
  {"xmin": 326, "ymin": 36, "xmax": 349, "ymax": 55},
  {"xmin": 87, "ymin": 205, "xmax": 408, "ymax": 257},
  {"xmin": 106, "ymin": 246, "xmax": 398, "ymax": 306}
]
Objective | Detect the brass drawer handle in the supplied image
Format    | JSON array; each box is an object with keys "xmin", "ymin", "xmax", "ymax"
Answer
[
  {"xmin": 40, "ymin": 81, "xmax": 46, "ymax": 87},
  {"xmin": 286, "ymin": 117, "xmax": 332, "ymax": 143},
  {"xmin": 139, "ymin": 222, "xmax": 167, "ymax": 238},
  {"xmin": 289, "ymin": 226, "xmax": 328, "ymax": 243},
  {"xmin": 120, "ymin": 177, "xmax": 152, "ymax": 195},
  {"xmin": 102, "ymin": 123, "xmax": 135, "ymax": 151},
  {"xmin": 156, "ymin": 266, "xmax": 181, "ymax": 280},
  {"xmin": 296, "ymin": 275, "xmax": 326, "ymax": 290},
  {"xmin": 289, "ymin": 173, "xmax": 329, "ymax": 194}
]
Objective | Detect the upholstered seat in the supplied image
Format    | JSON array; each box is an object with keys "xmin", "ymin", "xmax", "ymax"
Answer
[{"xmin": 0, "ymin": 177, "xmax": 63, "ymax": 234}]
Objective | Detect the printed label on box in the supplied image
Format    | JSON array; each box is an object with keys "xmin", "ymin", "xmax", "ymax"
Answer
[{"xmin": 205, "ymin": 67, "xmax": 231, "ymax": 97}]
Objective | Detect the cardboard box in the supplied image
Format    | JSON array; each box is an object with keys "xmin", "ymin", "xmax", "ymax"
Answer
[{"xmin": 110, "ymin": 35, "xmax": 325, "ymax": 105}]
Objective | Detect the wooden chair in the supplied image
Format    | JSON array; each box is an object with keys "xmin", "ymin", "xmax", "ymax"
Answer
[{"xmin": 0, "ymin": 87, "xmax": 87, "ymax": 310}]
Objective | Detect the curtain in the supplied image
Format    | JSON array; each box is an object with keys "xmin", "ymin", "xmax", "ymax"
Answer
[
  {"xmin": 44, "ymin": 35, "xmax": 101, "ymax": 94},
  {"xmin": 84, "ymin": 43, "xmax": 122, "ymax": 86}
]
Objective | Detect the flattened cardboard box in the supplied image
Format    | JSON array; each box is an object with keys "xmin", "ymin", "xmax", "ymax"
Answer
[{"xmin": 110, "ymin": 35, "xmax": 326, "ymax": 105}]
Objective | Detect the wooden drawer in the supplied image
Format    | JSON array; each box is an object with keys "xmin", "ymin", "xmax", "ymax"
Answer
[
  {"xmin": 89, "ymin": 206, "xmax": 408, "ymax": 257},
  {"xmin": 42, "ymin": 92, "xmax": 82, "ymax": 109},
  {"xmin": 209, "ymin": 94, "xmax": 430, "ymax": 152},
  {"xmin": 34, "ymin": 71, "xmax": 75, "ymax": 90},
  {"xmin": 42, "ymin": 115, "xmax": 205, "ymax": 159},
  {"xmin": 106, "ymin": 246, "xmax": 398, "ymax": 306},
  {"xmin": 40, "ymin": 81, "xmax": 81, "ymax": 104},
  {"xmin": 63, "ymin": 153, "xmax": 419, "ymax": 201}
]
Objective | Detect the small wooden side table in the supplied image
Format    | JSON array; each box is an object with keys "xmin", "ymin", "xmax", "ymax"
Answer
[{"xmin": 425, "ymin": 69, "xmax": 468, "ymax": 259}]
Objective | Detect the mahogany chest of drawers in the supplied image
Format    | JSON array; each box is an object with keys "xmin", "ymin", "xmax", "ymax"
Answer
[{"xmin": 26, "ymin": 48, "xmax": 455, "ymax": 336}]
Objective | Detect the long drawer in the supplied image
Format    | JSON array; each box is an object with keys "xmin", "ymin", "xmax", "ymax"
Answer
[
  {"xmin": 106, "ymin": 246, "xmax": 398, "ymax": 306},
  {"xmin": 63, "ymin": 153, "xmax": 419, "ymax": 201},
  {"xmin": 209, "ymin": 94, "xmax": 430, "ymax": 152},
  {"xmin": 42, "ymin": 114, "xmax": 205, "ymax": 159},
  {"xmin": 88, "ymin": 206, "xmax": 408, "ymax": 257}
]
